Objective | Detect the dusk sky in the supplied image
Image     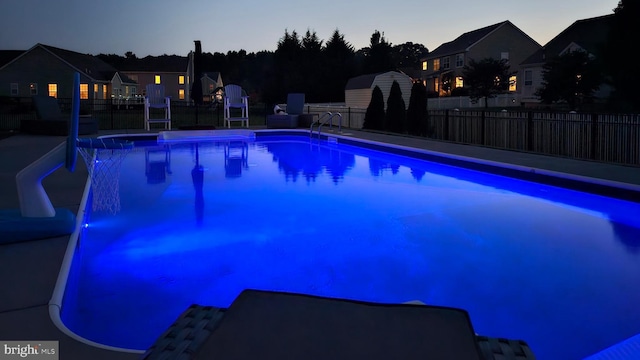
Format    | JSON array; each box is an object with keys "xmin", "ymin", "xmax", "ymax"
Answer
[{"xmin": 1, "ymin": 0, "xmax": 618, "ymax": 57}]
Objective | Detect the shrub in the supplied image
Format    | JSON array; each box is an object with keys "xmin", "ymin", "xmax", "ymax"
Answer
[
  {"xmin": 362, "ymin": 85, "xmax": 385, "ymax": 130},
  {"xmin": 385, "ymin": 80, "xmax": 406, "ymax": 133}
]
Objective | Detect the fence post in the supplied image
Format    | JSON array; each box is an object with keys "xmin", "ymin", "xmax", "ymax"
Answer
[
  {"xmin": 590, "ymin": 113, "xmax": 598, "ymax": 160},
  {"xmin": 444, "ymin": 110, "xmax": 449, "ymax": 141},
  {"xmin": 527, "ymin": 111, "xmax": 534, "ymax": 152},
  {"xmin": 110, "ymin": 102, "xmax": 114, "ymax": 130},
  {"xmin": 348, "ymin": 107, "xmax": 351, "ymax": 128},
  {"xmin": 480, "ymin": 110, "xmax": 485, "ymax": 145}
]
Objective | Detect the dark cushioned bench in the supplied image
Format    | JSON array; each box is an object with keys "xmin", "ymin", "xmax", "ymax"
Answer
[
  {"xmin": 142, "ymin": 290, "xmax": 537, "ymax": 360},
  {"xmin": 20, "ymin": 96, "xmax": 99, "ymax": 135}
]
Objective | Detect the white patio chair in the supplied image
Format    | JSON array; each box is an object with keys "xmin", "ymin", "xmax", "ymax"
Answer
[
  {"xmin": 223, "ymin": 84, "xmax": 249, "ymax": 128},
  {"xmin": 144, "ymin": 84, "xmax": 171, "ymax": 131}
]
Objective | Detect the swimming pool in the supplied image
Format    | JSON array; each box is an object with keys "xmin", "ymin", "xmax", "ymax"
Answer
[{"xmin": 53, "ymin": 130, "xmax": 640, "ymax": 359}]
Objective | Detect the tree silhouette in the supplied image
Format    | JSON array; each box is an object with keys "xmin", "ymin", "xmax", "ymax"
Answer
[
  {"xmin": 385, "ymin": 80, "xmax": 406, "ymax": 133},
  {"xmin": 362, "ymin": 85, "xmax": 385, "ymax": 130},
  {"xmin": 323, "ymin": 29, "xmax": 356, "ymax": 102},
  {"xmin": 536, "ymin": 50, "xmax": 603, "ymax": 110},
  {"xmin": 361, "ymin": 30, "xmax": 394, "ymax": 73},
  {"xmin": 406, "ymin": 82, "xmax": 427, "ymax": 136},
  {"xmin": 462, "ymin": 58, "xmax": 511, "ymax": 108},
  {"xmin": 603, "ymin": 0, "xmax": 639, "ymax": 112}
]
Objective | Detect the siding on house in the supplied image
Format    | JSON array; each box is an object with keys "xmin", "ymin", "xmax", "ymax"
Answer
[
  {"xmin": 519, "ymin": 14, "xmax": 614, "ymax": 105},
  {"xmin": 345, "ymin": 71, "xmax": 413, "ymax": 109},
  {"xmin": 0, "ymin": 44, "xmax": 115, "ymax": 99},
  {"xmin": 420, "ymin": 21, "xmax": 541, "ymax": 97}
]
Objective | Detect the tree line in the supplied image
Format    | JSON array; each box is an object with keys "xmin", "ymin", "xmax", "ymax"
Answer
[
  {"xmin": 98, "ymin": 29, "xmax": 428, "ymax": 106},
  {"xmin": 99, "ymin": 1, "xmax": 638, "ymax": 114}
]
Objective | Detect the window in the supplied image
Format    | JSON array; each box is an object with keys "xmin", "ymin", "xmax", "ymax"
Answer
[
  {"xmin": 434, "ymin": 78, "xmax": 440, "ymax": 93},
  {"xmin": 48, "ymin": 84, "xmax": 57, "ymax": 98},
  {"xmin": 30, "ymin": 83, "xmax": 38, "ymax": 95},
  {"xmin": 132, "ymin": 87, "xmax": 137, "ymax": 96},
  {"xmin": 501, "ymin": 52, "xmax": 510, "ymax": 64},
  {"xmin": 455, "ymin": 77, "xmax": 464, "ymax": 88},
  {"xmin": 10, "ymin": 83, "xmax": 18, "ymax": 96},
  {"xmin": 125, "ymin": 86, "xmax": 130, "ymax": 97},
  {"xmin": 80, "ymin": 84, "xmax": 88, "ymax": 99},
  {"xmin": 422, "ymin": 61, "xmax": 427, "ymax": 71},
  {"xmin": 102, "ymin": 84, "xmax": 108, "ymax": 100},
  {"xmin": 455, "ymin": 54, "xmax": 464, "ymax": 67},
  {"xmin": 179, "ymin": 89, "xmax": 185, "ymax": 100},
  {"xmin": 433, "ymin": 59, "xmax": 440, "ymax": 71},
  {"xmin": 442, "ymin": 57, "xmax": 450, "ymax": 69},
  {"xmin": 155, "ymin": 75, "xmax": 161, "ymax": 84},
  {"xmin": 509, "ymin": 75, "xmax": 517, "ymax": 92},
  {"xmin": 179, "ymin": 75, "xmax": 185, "ymax": 85},
  {"xmin": 94, "ymin": 84, "xmax": 98, "ymax": 93},
  {"xmin": 524, "ymin": 70, "xmax": 532, "ymax": 86}
]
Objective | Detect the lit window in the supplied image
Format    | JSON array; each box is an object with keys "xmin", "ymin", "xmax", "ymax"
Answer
[
  {"xmin": 179, "ymin": 89, "xmax": 185, "ymax": 100},
  {"xmin": 422, "ymin": 61, "xmax": 427, "ymax": 71},
  {"xmin": 442, "ymin": 57, "xmax": 450, "ymax": 69},
  {"xmin": 433, "ymin": 59, "xmax": 440, "ymax": 71},
  {"xmin": 179, "ymin": 75, "xmax": 185, "ymax": 85},
  {"xmin": 434, "ymin": 78, "xmax": 440, "ymax": 92},
  {"xmin": 524, "ymin": 70, "xmax": 532, "ymax": 86},
  {"xmin": 155, "ymin": 75, "xmax": 161, "ymax": 84},
  {"xmin": 455, "ymin": 54, "xmax": 464, "ymax": 67},
  {"xmin": 48, "ymin": 84, "xmax": 57, "ymax": 98},
  {"xmin": 30, "ymin": 83, "xmax": 38, "ymax": 95},
  {"xmin": 102, "ymin": 85, "xmax": 108, "ymax": 100},
  {"xmin": 94, "ymin": 84, "xmax": 98, "ymax": 93},
  {"xmin": 80, "ymin": 84, "xmax": 89, "ymax": 99},
  {"xmin": 125, "ymin": 86, "xmax": 130, "ymax": 96},
  {"xmin": 10, "ymin": 83, "xmax": 18, "ymax": 96},
  {"xmin": 455, "ymin": 77, "xmax": 464, "ymax": 88},
  {"xmin": 509, "ymin": 75, "xmax": 517, "ymax": 92}
]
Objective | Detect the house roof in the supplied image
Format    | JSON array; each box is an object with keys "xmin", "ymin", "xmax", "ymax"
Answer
[
  {"xmin": 520, "ymin": 14, "xmax": 614, "ymax": 65},
  {"xmin": 345, "ymin": 71, "xmax": 412, "ymax": 90},
  {"xmin": 113, "ymin": 55, "xmax": 189, "ymax": 72},
  {"xmin": 203, "ymin": 72, "xmax": 221, "ymax": 80},
  {"xmin": 345, "ymin": 73, "xmax": 382, "ymax": 90},
  {"xmin": 426, "ymin": 21, "xmax": 509, "ymax": 59},
  {"xmin": 0, "ymin": 50, "xmax": 24, "ymax": 68},
  {"xmin": 37, "ymin": 44, "xmax": 121, "ymax": 82}
]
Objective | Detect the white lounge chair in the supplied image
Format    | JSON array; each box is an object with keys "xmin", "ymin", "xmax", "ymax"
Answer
[
  {"xmin": 144, "ymin": 84, "xmax": 171, "ymax": 131},
  {"xmin": 223, "ymin": 84, "xmax": 249, "ymax": 128}
]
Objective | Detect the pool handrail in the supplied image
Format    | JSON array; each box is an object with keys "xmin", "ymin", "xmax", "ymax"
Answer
[{"xmin": 310, "ymin": 112, "xmax": 342, "ymax": 138}]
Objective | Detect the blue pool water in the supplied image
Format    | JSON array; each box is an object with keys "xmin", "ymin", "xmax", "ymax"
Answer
[{"xmin": 59, "ymin": 133, "xmax": 640, "ymax": 359}]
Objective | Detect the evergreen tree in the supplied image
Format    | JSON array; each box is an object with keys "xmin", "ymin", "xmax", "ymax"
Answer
[
  {"xmin": 406, "ymin": 82, "xmax": 427, "ymax": 136},
  {"xmin": 363, "ymin": 85, "xmax": 385, "ymax": 130},
  {"xmin": 603, "ymin": 0, "xmax": 640, "ymax": 112},
  {"xmin": 323, "ymin": 29, "xmax": 356, "ymax": 102},
  {"xmin": 301, "ymin": 29, "xmax": 324, "ymax": 102},
  {"xmin": 385, "ymin": 80, "xmax": 406, "ymax": 133}
]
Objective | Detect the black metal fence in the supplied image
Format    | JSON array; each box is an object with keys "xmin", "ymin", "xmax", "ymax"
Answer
[{"xmin": 1, "ymin": 97, "xmax": 639, "ymax": 166}]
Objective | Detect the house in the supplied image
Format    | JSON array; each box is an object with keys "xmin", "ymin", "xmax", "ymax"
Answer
[
  {"xmin": 345, "ymin": 71, "xmax": 413, "ymax": 109},
  {"xmin": 519, "ymin": 14, "xmax": 614, "ymax": 106},
  {"xmin": 200, "ymin": 72, "xmax": 224, "ymax": 103},
  {"xmin": 420, "ymin": 21, "xmax": 541, "ymax": 98},
  {"xmin": 0, "ymin": 43, "xmax": 129, "ymax": 105},
  {"xmin": 118, "ymin": 55, "xmax": 190, "ymax": 102}
]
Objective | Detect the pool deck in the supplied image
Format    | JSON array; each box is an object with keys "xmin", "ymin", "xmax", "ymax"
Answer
[{"xmin": 0, "ymin": 128, "xmax": 639, "ymax": 360}]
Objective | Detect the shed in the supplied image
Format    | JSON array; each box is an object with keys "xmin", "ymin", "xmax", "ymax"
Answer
[{"xmin": 345, "ymin": 71, "xmax": 413, "ymax": 109}]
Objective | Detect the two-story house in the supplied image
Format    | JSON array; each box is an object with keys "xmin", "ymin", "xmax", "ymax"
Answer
[
  {"xmin": 0, "ymin": 43, "xmax": 135, "ymax": 106},
  {"xmin": 421, "ymin": 21, "xmax": 541, "ymax": 97},
  {"xmin": 118, "ymin": 55, "xmax": 190, "ymax": 103},
  {"xmin": 519, "ymin": 14, "xmax": 614, "ymax": 106}
]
